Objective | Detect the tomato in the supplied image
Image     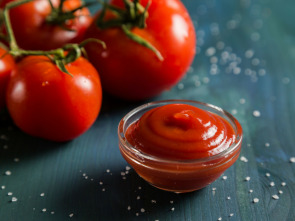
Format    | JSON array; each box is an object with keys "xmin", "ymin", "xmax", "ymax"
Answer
[
  {"xmin": 85, "ymin": 0, "xmax": 196, "ymax": 100},
  {"xmin": 0, "ymin": 0, "xmax": 92, "ymax": 50},
  {"xmin": 0, "ymin": 46, "xmax": 15, "ymax": 110},
  {"xmin": 6, "ymin": 55, "xmax": 102, "ymax": 141}
]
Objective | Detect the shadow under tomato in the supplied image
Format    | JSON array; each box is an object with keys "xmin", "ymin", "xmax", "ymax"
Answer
[{"xmin": 56, "ymin": 165, "xmax": 205, "ymax": 221}]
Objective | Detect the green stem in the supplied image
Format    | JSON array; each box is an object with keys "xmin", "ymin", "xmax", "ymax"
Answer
[{"xmin": 121, "ymin": 25, "xmax": 163, "ymax": 61}]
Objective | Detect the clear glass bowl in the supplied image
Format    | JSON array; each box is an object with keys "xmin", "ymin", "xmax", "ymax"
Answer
[{"xmin": 118, "ymin": 100, "xmax": 243, "ymax": 193}]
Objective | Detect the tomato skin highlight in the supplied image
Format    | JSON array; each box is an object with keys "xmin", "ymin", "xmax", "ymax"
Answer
[
  {"xmin": 85, "ymin": 0, "xmax": 196, "ymax": 100},
  {"xmin": 0, "ymin": 47, "xmax": 15, "ymax": 110},
  {"xmin": 0, "ymin": 0, "xmax": 92, "ymax": 50},
  {"xmin": 6, "ymin": 56, "xmax": 102, "ymax": 141}
]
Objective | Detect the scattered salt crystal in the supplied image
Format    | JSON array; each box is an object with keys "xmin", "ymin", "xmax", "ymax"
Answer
[
  {"xmin": 282, "ymin": 77, "xmax": 290, "ymax": 84},
  {"xmin": 14, "ymin": 158, "xmax": 19, "ymax": 162},
  {"xmin": 137, "ymin": 196, "xmax": 141, "ymax": 200},
  {"xmin": 69, "ymin": 213, "xmax": 74, "ymax": 218},
  {"xmin": 245, "ymin": 176, "xmax": 251, "ymax": 181},
  {"xmin": 240, "ymin": 156, "xmax": 248, "ymax": 162},
  {"xmin": 279, "ymin": 190, "xmax": 283, "ymax": 194},
  {"xmin": 212, "ymin": 187, "xmax": 217, "ymax": 191},
  {"xmin": 249, "ymin": 189, "xmax": 253, "ymax": 193},
  {"xmin": 227, "ymin": 196, "xmax": 231, "ymax": 200},
  {"xmin": 127, "ymin": 206, "xmax": 131, "ymax": 211},
  {"xmin": 126, "ymin": 166, "xmax": 131, "ymax": 171},
  {"xmin": 171, "ymin": 207, "xmax": 175, "ymax": 211},
  {"xmin": 106, "ymin": 169, "xmax": 110, "ymax": 173},
  {"xmin": 7, "ymin": 192, "xmax": 13, "ymax": 196},
  {"xmin": 289, "ymin": 157, "xmax": 295, "ymax": 163},
  {"xmin": 281, "ymin": 182, "xmax": 286, "ymax": 186},
  {"xmin": 140, "ymin": 208, "xmax": 145, "ymax": 213},
  {"xmin": 138, "ymin": 186, "xmax": 142, "ymax": 190},
  {"xmin": 222, "ymin": 176, "xmax": 227, "ymax": 180},
  {"xmin": 178, "ymin": 83, "xmax": 184, "ymax": 90},
  {"xmin": 40, "ymin": 193, "xmax": 45, "ymax": 197},
  {"xmin": 270, "ymin": 182, "xmax": 275, "ymax": 187},
  {"xmin": 218, "ymin": 217, "xmax": 222, "ymax": 221},
  {"xmin": 5, "ymin": 171, "xmax": 11, "ymax": 176},
  {"xmin": 231, "ymin": 109, "xmax": 238, "ymax": 115},
  {"xmin": 42, "ymin": 208, "xmax": 47, "ymax": 212},
  {"xmin": 206, "ymin": 47, "xmax": 216, "ymax": 56},
  {"xmin": 102, "ymin": 188, "xmax": 106, "ymax": 192},
  {"xmin": 252, "ymin": 58, "xmax": 260, "ymax": 66},
  {"xmin": 253, "ymin": 110, "xmax": 261, "ymax": 117},
  {"xmin": 99, "ymin": 181, "xmax": 103, "ymax": 185},
  {"xmin": 11, "ymin": 197, "xmax": 17, "ymax": 202},
  {"xmin": 1, "ymin": 185, "xmax": 5, "ymax": 190},
  {"xmin": 121, "ymin": 172, "xmax": 125, "ymax": 176},
  {"xmin": 272, "ymin": 195, "xmax": 279, "ymax": 200},
  {"xmin": 239, "ymin": 98, "xmax": 246, "ymax": 104},
  {"xmin": 265, "ymin": 173, "xmax": 270, "ymax": 177},
  {"xmin": 151, "ymin": 200, "xmax": 157, "ymax": 204},
  {"xmin": 51, "ymin": 211, "xmax": 55, "ymax": 214},
  {"xmin": 265, "ymin": 143, "xmax": 270, "ymax": 147},
  {"xmin": 229, "ymin": 213, "xmax": 234, "ymax": 217},
  {"xmin": 253, "ymin": 198, "xmax": 259, "ymax": 203},
  {"xmin": 170, "ymin": 200, "xmax": 174, "ymax": 204},
  {"xmin": 251, "ymin": 32, "xmax": 260, "ymax": 41},
  {"xmin": 216, "ymin": 41, "xmax": 225, "ymax": 50},
  {"xmin": 245, "ymin": 49, "xmax": 254, "ymax": 58}
]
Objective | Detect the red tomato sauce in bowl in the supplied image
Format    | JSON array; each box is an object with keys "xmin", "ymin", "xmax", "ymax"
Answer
[{"xmin": 118, "ymin": 100, "xmax": 243, "ymax": 193}]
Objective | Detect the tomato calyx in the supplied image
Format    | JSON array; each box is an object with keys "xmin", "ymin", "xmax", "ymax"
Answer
[
  {"xmin": 46, "ymin": 0, "xmax": 94, "ymax": 31},
  {"xmin": 97, "ymin": 0, "xmax": 163, "ymax": 61}
]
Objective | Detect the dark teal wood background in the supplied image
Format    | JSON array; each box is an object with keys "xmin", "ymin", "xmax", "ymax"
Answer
[{"xmin": 1, "ymin": 0, "xmax": 295, "ymax": 220}]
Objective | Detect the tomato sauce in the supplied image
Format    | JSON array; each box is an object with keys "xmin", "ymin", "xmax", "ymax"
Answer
[
  {"xmin": 119, "ymin": 102, "xmax": 242, "ymax": 192},
  {"xmin": 126, "ymin": 104, "xmax": 236, "ymax": 160}
]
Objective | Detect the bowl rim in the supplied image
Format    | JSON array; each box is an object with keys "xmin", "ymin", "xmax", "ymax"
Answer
[{"xmin": 118, "ymin": 99, "xmax": 243, "ymax": 164}]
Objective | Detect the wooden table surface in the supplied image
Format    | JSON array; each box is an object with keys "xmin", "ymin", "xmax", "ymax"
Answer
[{"xmin": 1, "ymin": 0, "xmax": 295, "ymax": 220}]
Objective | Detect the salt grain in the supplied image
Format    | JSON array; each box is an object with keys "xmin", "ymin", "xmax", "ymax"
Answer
[
  {"xmin": 140, "ymin": 208, "xmax": 145, "ymax": 213},
  {"xmin": 5, "ymin": 170, "xmax": 11, "ymax": 176},
  {"xmin": 42, "ymin": 208, "xmax": 47, "ymax": 213},
  {"xmin": 206, "ymin": 47, "xmax": 216, "ymax": 57},
  {"xmin": 289, "ymin": 157, "xmax": 295, "ymax": 163},
  {"xmin": 7, "ymin": 192, "xmax": 13, "ymax": 196},
  {"xmin": 1, "ymin": 185, "xmax": 5, "ymax": 190},
  {"xmin": 245, "ymin": 176, "xmax": 251, "ymax": 181},
  {"xmin": 272, "ymin": 195, "xmax": 279, "ymax": 200},
  {"xmin": 171, "ymin": 207, "xmax": 175, "ymax": 212},
  {"xmin": 265, "ymin": 173, "xmax": 270, "ymax": 177},
  {"xmin": 127, "ymin": 206, "xmax": 131, "ymax": 211},
  {"xmin": 253, "ymin": 198, "xmax": 259, "ymax": 203},
  {"xmin": 270, "ymin": 182, "xmax": 275, "ymax": 187},
  {"xmin": 253, "ymin": 110, "xmax": 261, "ymax": 117},
  {"xmin": 279, "ymin": 190, "xmax": 283, "ymax": 194},
  {"xmin": 281, "ymin": 182, "xmax": 286, "ymax": 186},
  {"xmin": 245, "ymin": 49, "xmax": 254, "ymax": 58},
  {"xmin": 218, "ymin": 217, "xmax": 222, "ymax": 221},
  {"xmin": 69, "ymin": 213, "xmax": 74, "ymax": 218},
  {"xmin": 11, "ymin": 197, "xmax": 17, "ymax": 202},
  {"xmin": 40, "ymin": 193, "xmax": 45, "ymax": 197},
  {"xmin": 229, "ymin": 213, "xmax": 234, "ymax": 217},
  {"xmin": 240, "ymin": 156, "xmax": 248, "ymax": 162},
  {"xmin": 222, "ymin": 176, "xmax": 228, "ymax": 180},
  {"xmin": 265, "ymin": 143, "xmax": 270, "ymax": 147}
]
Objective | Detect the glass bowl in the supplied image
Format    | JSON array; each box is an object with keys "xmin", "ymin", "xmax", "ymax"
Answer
[{"xmin": 118, "ymin": 100, "xmax": 243, "ymax": 193}]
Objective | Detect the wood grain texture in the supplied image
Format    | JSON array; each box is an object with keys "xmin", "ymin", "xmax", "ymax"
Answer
[{"xmin": 1, "ymin": 0, "xmax": 295, "ymax": 220}]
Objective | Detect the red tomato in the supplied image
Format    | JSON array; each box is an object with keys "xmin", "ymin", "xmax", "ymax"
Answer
[
  {"xmin": 0, "ymin": 46, "xmax": 15, "ymax": 110},
  {"xmin": 0, "ymin": 0, "xmax": 92, "ymax": 50},
  {"xmin": 6, "ymin": 55, "xmax": 102, "ymax": 141},
  {"xmin": 85, "ymin": 0, "xmax": 196, "ymax": 100}
]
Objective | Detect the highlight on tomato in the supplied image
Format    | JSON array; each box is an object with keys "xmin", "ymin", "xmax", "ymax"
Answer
[
  {"xmin": 0, "ymin": 0, "xmax": 92, "ymax": 50},
  {"xmin": 85, "ymin": 0, "xmax": 196, "ymax": 100},
  {"xmin": 0, "ymin": 46, "xmax": 15, "ymax": 110}
]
